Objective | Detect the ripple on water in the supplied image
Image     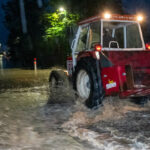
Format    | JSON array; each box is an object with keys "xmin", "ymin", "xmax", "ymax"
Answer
[{"xmin": 0, "ymin": 86, "xmax": 150, "ymax": 149}]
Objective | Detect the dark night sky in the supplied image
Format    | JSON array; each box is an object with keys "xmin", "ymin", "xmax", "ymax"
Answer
[
  {"xmin": 123, "ymin": 0, "xmax": 150, "ymax": 16},
  {"xmin": 0, "ymin": 0, "xmax": 9, "ymax": 46},
  {"xmin": 0, "ymin": 0, "xmax": 150, "ymax": 46}
]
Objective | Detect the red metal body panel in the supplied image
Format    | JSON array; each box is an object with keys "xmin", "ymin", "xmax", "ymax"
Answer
[
  {"xmin": 101, "ymin": 66, "xmax": 126, "ymax": 95},
  {"xmin": 104, "ymin": 50, "xmax": 150, "ymax": 87},
  {"xmin": 103, "ymin": 50, "xmax": 150, "ymax": 98},
  {"xmin": 117, "ymin": 66, "xmax": 127, "ymax": 90}
]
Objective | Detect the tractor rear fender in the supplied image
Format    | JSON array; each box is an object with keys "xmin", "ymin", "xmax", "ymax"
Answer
[{"xmin": 77, "ymin": 51, "xmax": 98, "ymax": 62}]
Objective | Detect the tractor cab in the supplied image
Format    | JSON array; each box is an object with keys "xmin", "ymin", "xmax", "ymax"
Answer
[{"xmin": 71, "ymin": 14, "xmax": 145, "ymax": 65}]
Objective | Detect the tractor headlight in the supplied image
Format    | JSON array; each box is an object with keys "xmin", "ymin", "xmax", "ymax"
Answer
[
  {"xmin": 104, "ymin": 13, "xmax": 111, "ymax": 19},
  {"xmin": 137, "ymin": 15, "xmax": 143, "ymax": 22}
]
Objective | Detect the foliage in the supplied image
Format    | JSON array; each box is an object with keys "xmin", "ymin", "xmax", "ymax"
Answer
[
  {"xmin": 39, "ymin": 9, "xmax": 79, "ymax": 66},
  {"xmin": 43, "ymin": 10, "xmax": 79, "ymax": 39}
]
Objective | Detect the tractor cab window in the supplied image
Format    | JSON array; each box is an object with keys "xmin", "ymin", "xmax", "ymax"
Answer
[
  {"xmin": 102, "ymin": 21, "xmax": 143, "ymax": 50},
  {"xmin": 76, "ymin": 26, "xmax": 89, "ymax": 52},
  {"xmin": 103, "ymin": 22, "xmax": 116, "ymax": 48},
  {"xmin": 88, "ymin": 21, "xmax": 101, "ymax": 49},
  {"xmin": 126, "ymin": 24, "xmax": 142, "ymax": 48}
]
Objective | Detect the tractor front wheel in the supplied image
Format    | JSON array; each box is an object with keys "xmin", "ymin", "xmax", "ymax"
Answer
[
  {"xmin": 74, "ymin": 57, "xmax": 104, "ymax": 109},
  {"xmin": 76, "ymin": 69, "xmax": 91, "ymax": 100}
]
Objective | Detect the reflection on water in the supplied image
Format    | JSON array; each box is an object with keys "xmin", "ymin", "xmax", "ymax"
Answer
[{"xmin": 0, "ymin": 86, "xmax": 150, "ymax": 150}]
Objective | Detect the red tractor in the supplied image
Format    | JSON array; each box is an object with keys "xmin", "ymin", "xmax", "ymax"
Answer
[{"xmin": 49, "ymin": 13, "xmax": 150, "ymax": 109}]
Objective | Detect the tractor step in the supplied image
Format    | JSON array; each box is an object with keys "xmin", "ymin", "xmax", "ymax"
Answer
[{"xmin": 120, "ymin": 88, "xmax": 150, "ymax": 98}]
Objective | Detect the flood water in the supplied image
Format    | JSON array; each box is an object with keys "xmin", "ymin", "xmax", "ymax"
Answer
[{"xmin": 0, "ymin": 85, "xmax": 150, "ymax": 150}]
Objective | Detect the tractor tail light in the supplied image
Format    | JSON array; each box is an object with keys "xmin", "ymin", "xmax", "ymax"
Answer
[
  {"xmin": 94, "ymin": 44, "xmax": 102, "ymax": 52},
  {"xmin": 146, "ymin": 43, "xmax": 150, "ymax": 50}
]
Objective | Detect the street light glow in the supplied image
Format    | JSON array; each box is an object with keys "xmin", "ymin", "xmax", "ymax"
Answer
[{"xmin": 59, "ymin": 7, "xmax": 65, "ymax": 12}]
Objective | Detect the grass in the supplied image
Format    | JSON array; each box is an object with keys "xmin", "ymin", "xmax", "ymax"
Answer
[{"xmin": 0, "ymin": 69, "xmax": 51, "ymax": 89}]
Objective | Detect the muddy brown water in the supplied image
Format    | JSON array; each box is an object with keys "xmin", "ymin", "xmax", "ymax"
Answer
[{"xmin": 0, "ymin": 85, "xmax": 150, "ymax": 150}]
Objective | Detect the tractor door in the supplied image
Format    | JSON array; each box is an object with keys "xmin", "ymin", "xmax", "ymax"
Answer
[
  {"xmin": 68, "ymin": 25, "xmax": 89, "ymax": 76},
  {"xmin": 71, "ymin": 24, "xmax": 89, "ymax": 67},
  {"xmin": 72, "ymin": 21, "xmax": 101, "ymax": 67}
]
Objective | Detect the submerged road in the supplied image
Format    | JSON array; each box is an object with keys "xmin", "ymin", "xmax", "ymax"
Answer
[{"xmin": 0, "ymin": 85, "xmax": 150, "ymax": 150}]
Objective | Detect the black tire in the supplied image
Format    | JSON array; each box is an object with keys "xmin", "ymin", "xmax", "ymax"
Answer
[
  {"xmin": 49, "ymin": 70, "xmax": 69, "ymax": 88},
  {"xmin": 48, "ymin": 70, "xmax": 69, "ymax": 104},
  {"xmin": 73, "ymin": 57, "xmax": 104, "ymax": 109},
  {"xmin": 131, "ymin": 96, "xmax": 150, "ymax": 106}
]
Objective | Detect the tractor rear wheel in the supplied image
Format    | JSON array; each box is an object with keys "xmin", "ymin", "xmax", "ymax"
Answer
[
  {"xmin": 131, "ymin": 96, "xmax": 150, "ymax": 106},
  {"xmin": 74, "ymin": 57, "xmax": 104, "ymax": 109}
]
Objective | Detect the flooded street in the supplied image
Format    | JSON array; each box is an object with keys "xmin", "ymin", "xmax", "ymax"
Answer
[{"xmin": 0, "ymin": 85, "xmax": 150, "ymax": 150}]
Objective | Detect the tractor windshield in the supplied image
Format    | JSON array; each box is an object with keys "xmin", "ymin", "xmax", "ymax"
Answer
[{"xmin": 102, "ymin": 21, "xmax": 144, "ymax": 50}]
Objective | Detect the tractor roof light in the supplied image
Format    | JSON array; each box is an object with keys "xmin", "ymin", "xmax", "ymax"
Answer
[
  {"xmin": 104, "ymin": 13, "xmax": 111, "ymax": 19},
  {"xmin": 137, "ymin": 15, "xmax": 144, "ymax": 22}
]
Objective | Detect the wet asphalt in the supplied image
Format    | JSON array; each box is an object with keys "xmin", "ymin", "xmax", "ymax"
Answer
[{"xmin": 0, "ymin": 85, "xmax": 150, "ymax": 150}]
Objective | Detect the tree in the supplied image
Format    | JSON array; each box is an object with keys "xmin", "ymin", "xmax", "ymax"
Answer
[
  {"xmin": 43, "ymin": 10, "xmax": 79, "ymax": 38},
  {"xmin": 3, "ymin": 0, "xmax": 46, "ymax": 67},
  {"xmin": 42, "ymin": 9, "xmax": 79, "ymax": 65}
]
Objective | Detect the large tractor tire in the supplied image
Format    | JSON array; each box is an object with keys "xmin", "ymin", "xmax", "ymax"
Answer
[
  {"xmin": 49, "ymin": 70, "xmax": 69, "ymax": 89},
  {"xmin": 131, "ymin": 96, "xmax": 150, "ymax": 106},
  {"xmin": 73, "ymin": 57, "xmax": 104, "ymax": 109},
  {"xmin": 48, "ymin": 69, "xmax": 71, "ymax": 104}
]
